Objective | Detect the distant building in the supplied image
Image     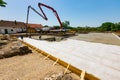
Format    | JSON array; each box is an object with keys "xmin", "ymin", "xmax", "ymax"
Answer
[
  {"xmin": 27, "ymin": 24, "xmax": 44, "ymax": 33},
  {"xmin": 0, "ymin": 20, "xmax": 26, "ymax": 34}
]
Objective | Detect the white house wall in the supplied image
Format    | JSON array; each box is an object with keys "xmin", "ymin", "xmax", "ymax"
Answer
[
  {"xmin": 7, "ymin": 28, "xmax": 16, "ymax": 34},
  {"xmin": 0, "ymin": 26, "xmax": 27, "ymax": 34},
  {"xmin": 22, "ymin": 27, "xmax": 27, "ymax": 32},
  {"xmin": 0, "ymin": 27, "xmax": 17, "ymax": 34},
  {"xmin": 16, "ymin": 27, "xmax": 26, "ymax": 32},
  {"xmin": 0, "ymin": 29, "xmax": 2, "ymax": 33},
  {"xmin": 16, "ymin": 27, "xmax": 22, "ymax": 32}
]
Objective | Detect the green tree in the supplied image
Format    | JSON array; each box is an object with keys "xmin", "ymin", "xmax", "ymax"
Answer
[
  {"xmin": 44, "ymin": 25, "xmax": 49, "ymax": 27},
  {"xmin": 62, "ymin": 21, "xmax": 70, "ymax": 28},
  {"xmin": 53, "ymin": 25, "xmax": 60, "ymax": 29},
  {"xmin": 0, "ymin": 0, "xmax": 7, "ymax": 7},
  {"xmin": 100, "ymin": 22, "xmax": 115, "ymax": 31},
  {"xmin": 114, "ymin": 22, "xmax": 120, "ymax": 31}
]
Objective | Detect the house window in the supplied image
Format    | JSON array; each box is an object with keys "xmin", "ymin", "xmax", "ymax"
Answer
[{"xmin": 11, "ymin": 29, "xmax": 13, "ymax": 31}]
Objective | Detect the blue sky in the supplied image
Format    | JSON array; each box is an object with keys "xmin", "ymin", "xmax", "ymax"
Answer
[{"xmin": 0, "ymin": 0, "xmax": 120, "ymax": 27}]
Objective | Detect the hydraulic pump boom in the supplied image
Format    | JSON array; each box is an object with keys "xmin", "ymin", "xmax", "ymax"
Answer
[{"xmin": 26, "ymin": 2, "xmax": 62, "ymax": 28}]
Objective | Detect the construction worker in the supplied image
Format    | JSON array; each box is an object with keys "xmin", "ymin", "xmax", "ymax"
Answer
[{"xmin": 20, "ymin": 35, "xmax": 23, "ymax": 40}]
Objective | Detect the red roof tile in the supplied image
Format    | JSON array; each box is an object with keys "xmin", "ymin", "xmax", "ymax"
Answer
[
  {"xmin": 27, "ymin": 24, "xmax": 43, "ymax": 28},
  {"xmin": 0, "ymin": 20, "xmax": 26, "ymax": 28}
]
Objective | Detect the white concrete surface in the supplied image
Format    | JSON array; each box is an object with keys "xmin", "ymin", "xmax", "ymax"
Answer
[{"xmin": 21, "ymin": 38, "xmax": 120, "ymax": 80}]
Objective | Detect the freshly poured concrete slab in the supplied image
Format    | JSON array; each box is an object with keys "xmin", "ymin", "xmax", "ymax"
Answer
[{"xmin": 22, "ymin": 38, "xmax": 120, "ymax": 80}]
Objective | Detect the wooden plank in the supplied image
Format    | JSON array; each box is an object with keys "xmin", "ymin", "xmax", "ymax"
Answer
[
  {"xmin": 53, "ymin": 58, "xmax": 59, "ymax": 66},
  {"xmin": 80, "ymin": 70, "xmax": 85, "ymax": 80}
]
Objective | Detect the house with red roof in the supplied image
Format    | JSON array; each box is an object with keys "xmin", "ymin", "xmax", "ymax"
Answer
[
  {"xmin": 0, "ymin": 20, "xmax": 26, "ymax": 34},
  {"xmin": 27, "ymin": 23, "xmax": 44, "ymax": 33}
]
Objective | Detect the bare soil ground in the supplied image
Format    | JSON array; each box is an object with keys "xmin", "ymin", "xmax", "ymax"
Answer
[
  {"xmin": 0, "ymin": 45, "xmax": 80, "ymax": 80},
  {"xmin": 70, "ymin": 32, "xmax": 120, "ymax": 46}
]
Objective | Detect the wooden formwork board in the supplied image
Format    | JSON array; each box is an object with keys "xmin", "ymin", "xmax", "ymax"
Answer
[{"xmin": 21, "ymin": 40, "xmax": 100, "ymax": 80}]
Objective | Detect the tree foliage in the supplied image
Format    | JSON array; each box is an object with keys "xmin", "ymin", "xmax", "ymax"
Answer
[
  {"xmin": 62, "ymin": 21, "xmax": 70, "ymax": 28},
  {"xmin": 54, "ymin": 20, "xmax": 120, "ymax": 33},
  {"xmin": 0, "ymin": 0, "xmax": 7, "ymax": 7},
  {"xmin": 53, "ymin": 25, "xmax": 60, "ymax": 29},
  {"xmin": 99, "ymin": 22, "xmax": 120, "ymax": 32},
  {"xmin": 44, "ymin": 25, "xmax": 49, "ymax": 27}
]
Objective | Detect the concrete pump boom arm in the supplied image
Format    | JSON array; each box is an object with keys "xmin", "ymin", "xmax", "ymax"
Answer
[{"xmin": 26, "ymin": 2, "xmax": 62, "ymax": 28}]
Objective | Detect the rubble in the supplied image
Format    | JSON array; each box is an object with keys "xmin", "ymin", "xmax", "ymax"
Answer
[
  {"xmin": 0, "ymin": 34, "xmax": 10, "ymax": 40},
  {"xmin": 44, "ymin": 72, "xmax": 73, "ymax": 80}
]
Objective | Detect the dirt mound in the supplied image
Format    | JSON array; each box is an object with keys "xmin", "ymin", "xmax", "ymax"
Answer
[
  {"xmin": 0, "ymin": 40, "xmax": 32, "ymax": 59},
  {"xmin": 0, "ymin": 34, "xmax": 10, "ymax": 40},
  {"xmin": 0, "ymin": 46, "xmax": 32, "ymax": 59}
]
